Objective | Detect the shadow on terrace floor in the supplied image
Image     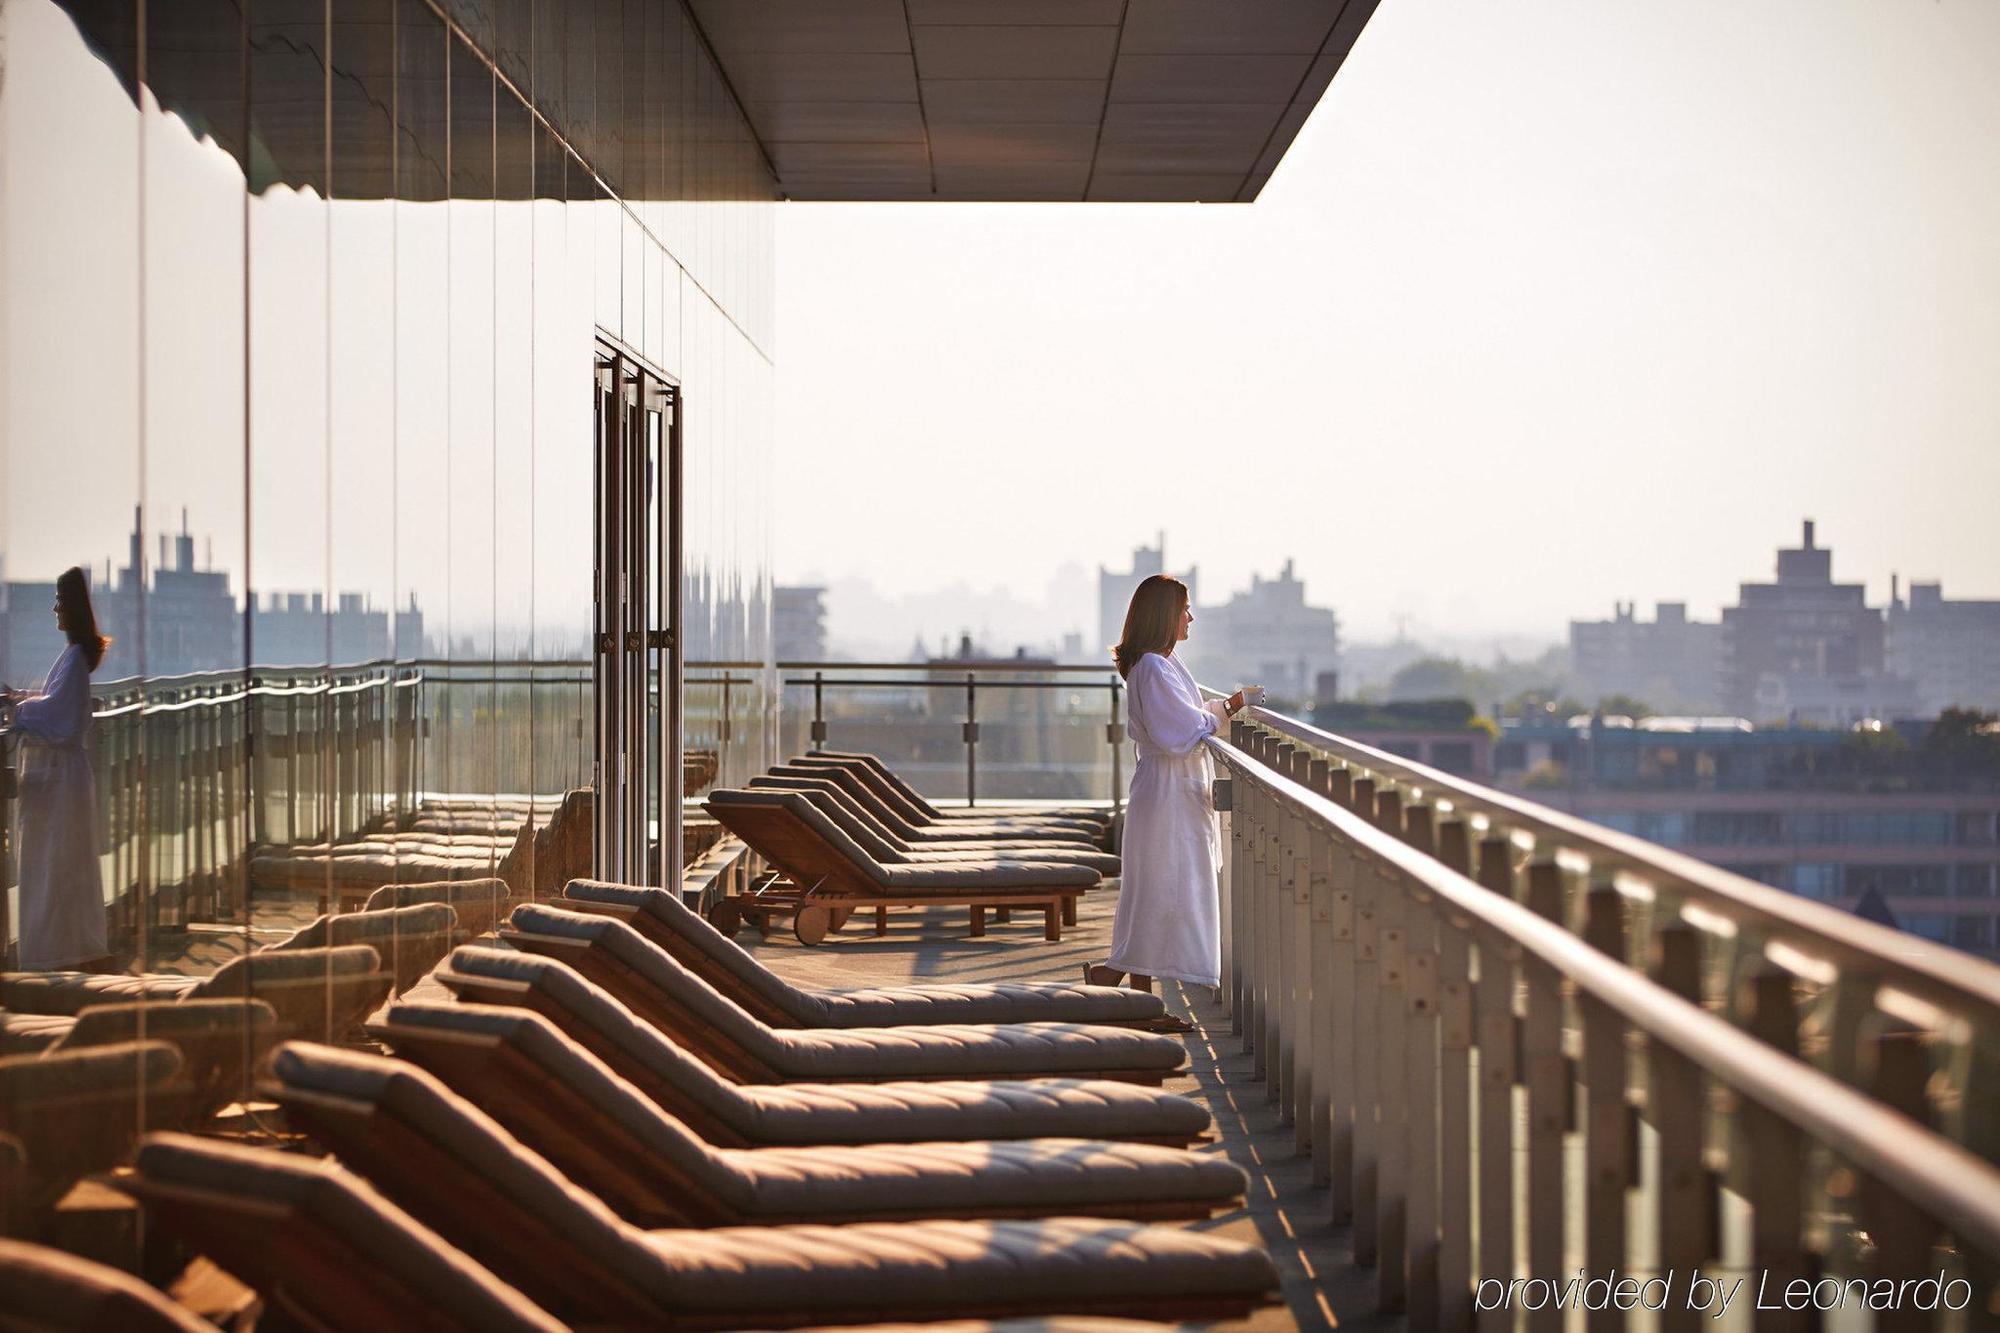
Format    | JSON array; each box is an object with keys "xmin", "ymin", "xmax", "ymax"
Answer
[{"xmin": 736, "ymin": 883, "xmax": 1405, "ymax": 1333}]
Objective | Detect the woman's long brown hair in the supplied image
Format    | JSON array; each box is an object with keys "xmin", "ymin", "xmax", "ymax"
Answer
[
  {"xmin": 1112, "ymin": 574, "xmax": 1187, "ymax": 679},
  {"xmin": 56, "ymin": 566, "xmax": 111, "ymax": 672}
]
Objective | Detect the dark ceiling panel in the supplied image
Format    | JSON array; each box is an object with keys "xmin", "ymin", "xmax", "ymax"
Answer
[
  {"xmin": 912, "ymin": 24, "xmax": 1121, "ymax": 81},
  {"xmin": 680, "ymin": 0, "xmax": 1376, "ymax": 200}
]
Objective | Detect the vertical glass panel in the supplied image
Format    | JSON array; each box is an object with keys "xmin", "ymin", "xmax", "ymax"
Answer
[
  {"xmin": 395, "ymin": 0, "xmax": 449, "ymax": 852},
  {"xmin": 247, "ymin": 4, "xmax": 331, "ymax": 976},
  {"xmin": 1, "ymin": 0, "xmax": 141, "ymax": 981},
  {"xmin": 447, "ymin": 34, "xmax": 496, "ymax": 864},
  {"xmin": 494, "ymin": 91, "xmax": 536, "ymax": 837},
  {"xmin": 144, "ymin": 0, "xmax": 251, "ymax": 993}
]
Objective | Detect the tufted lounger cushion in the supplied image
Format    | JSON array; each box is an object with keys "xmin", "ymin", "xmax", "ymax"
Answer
[
  {"xmin": 363, "ymin": 877, "xmax": 511, "ymax": 939},
  {"xmin": 774, "ymin": 763, "xmax": 1100, "ymax": 843},
  {"xmin": 507, "ymin": 906, "xmax": 1181, "ymax": 1082},
  {"xmin": 744, "ymin": 779, "xmax": 1121, "ymax": 874},
  {"xmin": 432, "ymin": 947, "xmax": 1209, "ymax": 1146},
  {"xmin": 365, "ymin": 1005, "xmax": 1240, "ymax": 1223},
  {"xmin": 129, "ymin": 1134, "xmax": 565, "ymax": 1332},
  {"xmin": 565, "ymin": 881, "xmax": 1157, "ymax": 1029},
  {"xmin": 705, "ymin": 790, "xmax": 1100, "ymax": 892},
  {"xmin": 251, "ymin": 1044, "xmax": 1276, "ymax": 1327},
  {"xmin": 810, "ymin": 751, "xmax": 1111, "ymax": 829}
]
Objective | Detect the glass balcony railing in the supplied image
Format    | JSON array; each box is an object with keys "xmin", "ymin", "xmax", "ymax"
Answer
[{"xmin": 777, "ymin": 661, "xmax": 1128, "ymax": 808}]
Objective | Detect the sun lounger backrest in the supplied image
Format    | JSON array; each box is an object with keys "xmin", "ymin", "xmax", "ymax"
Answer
[
  {"xmin": 197, "ymin": 943, "xmax": 384, "ymax": 997},
  {"xmin": 275, "ymin": 902, "xmax": 458, "ymax": 952},
  {"xmin": 130, "ymin": 1132, "xmax": 566, "ymax": 1332},
  {"xmin": 0, "ymin": 970, "xmax": 190, "ymax": 1015},
  {"xmin": 0, "ymin": 1038, "xmax": 182, "ymax": 1109},
  {"xmin": 562, "ymin": 881, "xmax": 816, "ymax": 1022},
  {"xmin": 707, "ymin": 788, "xmax": 892, "ymax": 886},
  {"xmin": 746, "ymin": 776, "xmax": 910, "ymax": 860},
  {"xmin": 774, "ymin": 761, "xmax": 927, "ymax": 837},
  {"xmin": 814, "ymin": 749, "xmax": 944, "ymax": 816},
  {"xmin": 437, "ymin": 945, "xmax": 753, "ymax": 1124},
  {"xmin": 790, "ymin": 755, "xmax": 935, "ymax": 827},
  {"xmin": 508, "ymin": 905, "xmax": 784, "ymax": 1060},
  {"xmin": 55, "ymin": 997, "xmax": 277, "ymax": 1052},
  {"xmin": 363, "ymin": 877, "xmax": 511, "ymax": 936},
  {"xmin": 0, "ymin": 1237, "xmax": 219, "ymax": 1332},
  {"xmin": 263, "ymin": 1043, "xmax": 677, "ymax": 1317}
]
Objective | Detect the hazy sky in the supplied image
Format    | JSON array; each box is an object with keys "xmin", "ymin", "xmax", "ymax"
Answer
[{"xmin": 773, "ymin": 0, "xmax": 2000, "ymax": 644}]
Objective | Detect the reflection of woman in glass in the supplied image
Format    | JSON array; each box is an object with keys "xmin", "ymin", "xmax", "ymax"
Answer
[
  {"xmin": 1085, "ymin": 575, "xmax": 1245, "ymax": 995},
  {"xmin": 5, "ymin": 568, "xmax": 112, "ymax": 971}
]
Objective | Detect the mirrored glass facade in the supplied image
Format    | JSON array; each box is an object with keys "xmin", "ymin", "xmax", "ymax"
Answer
[{"xmin": 0, "ymin": 0, "xmax": 774, "ymax": 1040}]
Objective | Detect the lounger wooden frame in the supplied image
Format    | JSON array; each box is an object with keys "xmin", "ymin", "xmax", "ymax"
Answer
[
  {"xmin": 112, "ymin": 1170, "xmax": 569, "ymax": 1332},
  {"xmin": 360, "ymin": 1020, "xmax": 1233, "ymax": 1226},
  {"xmin": 420, "ymin": 968, "xmax": 1208, "ymax": 1150},
  {"xmin": 705, "ymin": 798, "xmax": 1084, "ymax": 944},
  {"xmin": 0, "ymin": 1047, "xmax": 192, "ymax": 1224},
  {"xmin": 174, "ymin": 1088, "xmax": 1268, "ymax": 1331},
  {"xmin": 559, "ymin": 886, "xmax": 1159, "ymax": 1033},
  {"xmin": 475, "ymin": 929, "xmax": 1169, "ymax": 1087}
]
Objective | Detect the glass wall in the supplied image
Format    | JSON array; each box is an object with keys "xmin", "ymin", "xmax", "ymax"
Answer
[{"xmin": 0, "ymin": 0, "xmax": 773, "ymax": 1111}]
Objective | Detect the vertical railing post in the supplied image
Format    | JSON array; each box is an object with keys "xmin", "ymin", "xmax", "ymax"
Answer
[
  {"xmin": 810, "ymin": 670, "xmax": 826, "ymax": 753},
  {"xmin": 1350, "ymin": 775, "xmax": 1381, "ymax": 1269},
  {"xmin": 963, "ymin": 673, "xmax": 977, "ymax": 807},
  {"xmin": 1863, "ymin": 1026, "xmax": 1939, "ymax": 1333},
  {"xmin": 1373, "ymin": 788, "xmax": 1408, "ymax": 1314},
  {"xmin": 1581, "ymin": 877, "xmax": 1631, "ymax": 1333},
  {"xmin": 1651, "ymin": 920, "xmax": 1711, "ymax": 1331},
  {"xmin": 1228, "ymin": 721, "xmax": 1252, "ymax": 1033},
  {"xmin": 1435, "ymin": 818, "xmax": 1475, "ymax": 1333},
  {"xmin": 1286, "ymin": 748, "xmax": 1314, "ymax": 1144},
  {"xmin": 1326, "ymin": 763, "xmax": 1356, "ymax": 1226},
  {"xmin": 1474, "ymin": 835, "xmax": 1518, "ymax": 1333},
  {"xmin": 1521, "ymin": 858, "xmax": 1567, "ymax": 1332},
  {"xmin": 1256, "ymin": 734, "xmax": 1282, "ymax": 1085},
  {"xmin": 1404, "ymin": 858, "xmax": 1442, "ymax": 1333},
  {"xmin": 1273, "ymin": 743, "xmax": 1299, "ymax": 1115},
  {"xmin": 1738, "ymin": 962, "xmax": 1809, "ymax": 1333},
  {"xmin": 1306, "ymin": 757, "xmax": 1335, "ymax": 1187},
  {"xmin": 1108, "ymin": 680, "xmax": 1123, "ymax": 815}
]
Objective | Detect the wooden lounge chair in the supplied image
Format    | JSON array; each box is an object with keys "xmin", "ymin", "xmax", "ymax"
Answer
[
  {"xmin": 305, "ymin": 1029, "xmax": 1242, "ymax": 1227},
  {"xmin": 362, "ymin": 875, "xmax": 511, "ymax": 940},
  {"xmin": 425, "ymin": 946, "xmax": 1214, "ymax": 1148},
  {"xmin": 37, "ymin": 999, "xmax": 279, "ymax": 1121},
  {"xmin": 0, "ymin": 1238, "xmax": 218, "ymax": 1331},
  {"xmin": 362, "ymin": 1000, "xmax": 1232, "ymax": 1216},
  {"xmin": 775, "ymin": 762, "xmax": 1103, "ymax": 844},
  {"xmin": 705, "ymin": 788, "xmax": 1096, "ymax": 943},
  {"xmin": 114, "ymin": 1134, "xmax": 566, "ymax": 1332},
  {"xmin": 489, "ymin": 906, "xmax": 1185, "ymax": 1086},
  {"xmin": 747, "ymin": 776, "xmax": 1121, "ymax": 873},
  {"xmin": 811, "ymin": 750, "xmax": 1112, "ymax": 831},
  {"xmin": 226, "ymin": 1045, "xmax": 1279, "ymax": 1328},
  {"xmin": 3, "ymin": 946, "xmax": 391, "ymax": 1045},
  {"xmin": 561, "ymin": 879, "xmax": 1166, "ymax": 1030},
  {"xmin": 264, "ymin": 902, "xmax": 458, "ymax": 996},
  {"xmin": 0, "ymin": 1041, "xmax": 188, "ymax": 1224}
]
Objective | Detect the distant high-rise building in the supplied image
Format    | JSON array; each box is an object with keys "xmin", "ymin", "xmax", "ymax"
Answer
[
  {"xmin": 773, "ymin": 585, "xmax": 828, "ymax": 662},
  {"xmin": 1097, "ymin": 535, "xmax": 1197, "ymax": 661},
  {"xmin": 1721, "ymin": 520, "xmax": 1898, "ymax": 722},
  {"xmin": 1889, "ymin": 579, "xmax": 2000, "ymax": 715},
  {"xmin": 1570, "ymin": 600, "xmax": 1723, "ymax": 711},
  {"xmin": 1181, "ymin": 558, "xmax": 1338, "ymax": 704}
]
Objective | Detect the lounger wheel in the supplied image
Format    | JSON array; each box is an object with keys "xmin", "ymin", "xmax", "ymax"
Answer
[
  {"xmin": 794, "ymin": 904, "xmax": 833, "ymax": 946},
  {"xmin": 704, "ymin": 898, "xmax": 743, "ymax": 937},
  {"xmin": 827, "ymin": 905, "xmax": 855, "ymax": 932}
]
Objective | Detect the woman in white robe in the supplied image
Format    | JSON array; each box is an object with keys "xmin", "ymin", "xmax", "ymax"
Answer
[
  {"xmin": 1086, "ymin": 575, "xmax": 1245, "ymax": 993},
  {"xmin": 6, "ymin": 567, "xmax": 112, "ymax": 971}
]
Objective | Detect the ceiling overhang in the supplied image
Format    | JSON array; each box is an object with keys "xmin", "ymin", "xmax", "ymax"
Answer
[{"xmin": 685, "ymin": 0, "xmax": 1381, "ymax": 202}]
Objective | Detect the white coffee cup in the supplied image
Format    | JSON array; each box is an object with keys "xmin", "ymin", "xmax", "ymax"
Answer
[{"xmin": 1238, "ymin": 684, "xmax": 1266, "ymax": 708}]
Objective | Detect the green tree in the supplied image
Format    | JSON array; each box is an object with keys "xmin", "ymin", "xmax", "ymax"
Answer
[{"xmin": 1387, "ymin": 657, "xmax": 1478, "ymax": 702}]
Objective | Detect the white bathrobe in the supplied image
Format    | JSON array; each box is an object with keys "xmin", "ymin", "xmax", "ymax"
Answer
[
  {"xmin": 13, "ymin": 644, "xmax": 108, "ymax": 969},
  {"xmin": 1104, "ymin": 651, "xmax": 1232, "ymax": 987}
]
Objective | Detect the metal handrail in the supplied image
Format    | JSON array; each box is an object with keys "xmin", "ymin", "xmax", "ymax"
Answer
[
  {"xmin": 1210, "ymin": 729, "xmax": 2000, "ymax": 1256},
  {"xmin": 1243, "ymin": 705, "xmax": 2000, "ymax": 1024}
]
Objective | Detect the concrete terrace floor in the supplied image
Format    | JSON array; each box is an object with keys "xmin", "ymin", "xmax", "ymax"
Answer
[{"xmin": 736, "ymin": 880, "xmax": 1406, "ymax": 1333}]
